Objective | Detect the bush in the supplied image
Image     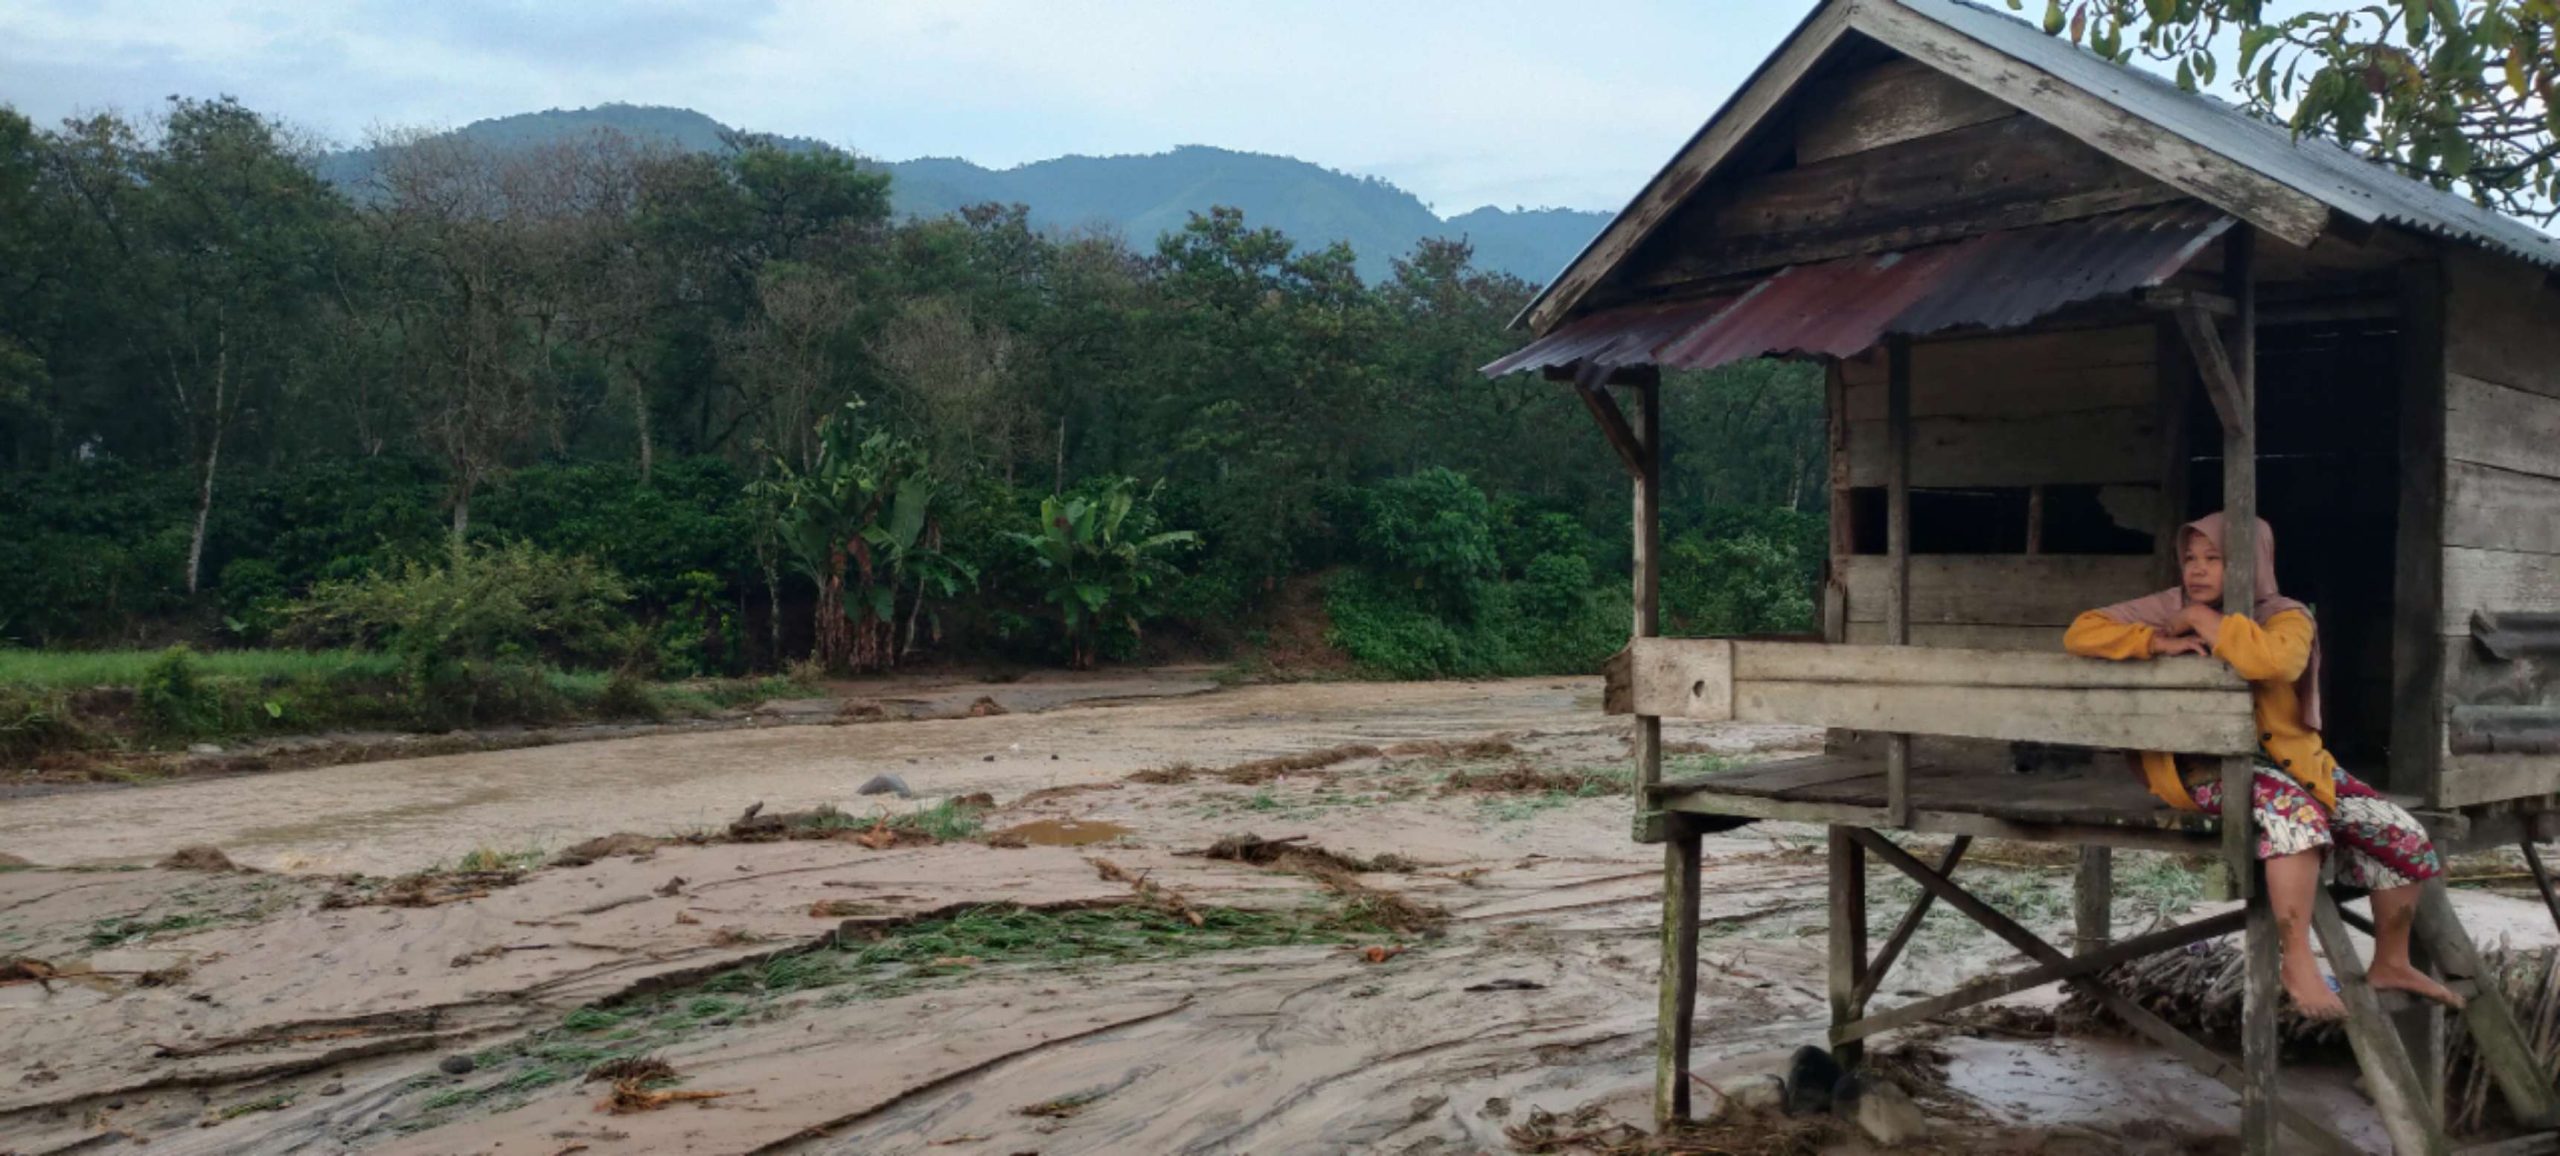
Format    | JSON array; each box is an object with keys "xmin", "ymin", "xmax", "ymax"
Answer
[
  {"xmin": 1322, "ymin": 569, "xmax": 1628, "ymax": 680},
  {"xmin": 288, "ymin": 541, "xmax": 637, "ymax": 675},
  {"xmin": 135, "ymin": 646, "xmax": 221, "ymax": 738},
  {"xmin": 1662, "ymin": 528, "xmax": 1817, "ymax": 637},
  {"xmin": 218, "ymin": 558, "xmax": 289, "ymax": 642},
  {"xmin": 1352, "ymin": 468, "xmax": 1499, "ymax": 615}
]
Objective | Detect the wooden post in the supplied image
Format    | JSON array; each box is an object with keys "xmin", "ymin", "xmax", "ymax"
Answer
[
  {"xmin": 2389, "ymin": 260, "xmax": 2447, "ymax": 801},
  {"xmin": 1823, "ymin": 362, "xmax": 1850, "ymax": 644},
  {"xmin": 1828, "ymin": 825, "xmax": 1870, "ymax": 1070},
  {"xmin": 1631, "ymin": 367, "xmax": 1665, "ymax": 843},
  {"xmin": 2412, "ymin": 878, "xmax": 2560, "ymax": 1127},
  {"xmin": 1884, "ymin": 336, "xmax": 1913, "ymax": 828},
  {"xmin": 2217, "ymin": 227, "xmax": 2279, "ymax": 1156},
  {"xmin": 2073, "ymin": 846, "xmax": 2112, "ymax": 952},
  {"xmin": 2310, "ymin": 892, "xmax": 2451, "ymax": 1155},
  {"xmin": 1655, "ymin": 815, "xmax": 1703, "ymax": 1125},
  {"xmin": 2155, "ymin": 319, "xmax": 2193, "ymax": 583}
]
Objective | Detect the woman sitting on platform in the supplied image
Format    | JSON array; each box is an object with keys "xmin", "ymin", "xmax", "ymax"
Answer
[{"xmin": 2064, "ymin": 512, "xmax": 2463, "ymax": 1020}]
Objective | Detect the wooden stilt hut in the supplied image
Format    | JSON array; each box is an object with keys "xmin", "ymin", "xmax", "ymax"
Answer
[{"xmin": 1483, "ymin": 1, "xmax": 2560, "ymax": 1151}]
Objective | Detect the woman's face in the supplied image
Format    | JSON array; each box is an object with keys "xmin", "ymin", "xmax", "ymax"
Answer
[{"xmin": 2182, "ymin": 533, "xmax": 2226, "ymax": 607}]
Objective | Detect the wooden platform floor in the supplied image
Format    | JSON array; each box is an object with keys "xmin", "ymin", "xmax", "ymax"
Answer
[{"xmin": 1653, "ymin": 753, "xmax": 2221, "ymax": 850}]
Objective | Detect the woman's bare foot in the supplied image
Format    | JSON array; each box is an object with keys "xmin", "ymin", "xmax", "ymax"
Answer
[
  {"xmin": 2369, "ymin": 961, "xmax": 2467, "ymax": 1010},
  {"xmin": 2282, "ymin": 951, "xmax": 2347, "ymax": 1020}
]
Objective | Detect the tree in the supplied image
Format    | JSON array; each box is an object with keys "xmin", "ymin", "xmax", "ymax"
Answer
[
  {"xmin": 761, "ymin": 402, "xmax": 972, "ymax": 673},
  {"xmin": 1007, "ymin": 477, "xmax": 1196, "ymax": 669},
  {"xmin": 134, "ymin": 98, "xmax": 342, "ymax": 592},
  {"xmin": 2022, "ymin": 0, "xmax": 2559, "ymax": 221}
]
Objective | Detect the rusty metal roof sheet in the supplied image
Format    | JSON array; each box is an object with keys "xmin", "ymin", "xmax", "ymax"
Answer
[{"xmin": 1483, "ymin": 205, "xmax": 2228, "ymax": 377}]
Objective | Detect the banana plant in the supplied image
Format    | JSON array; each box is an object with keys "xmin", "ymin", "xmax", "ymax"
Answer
[
  {"xmin": 761, "ymin": 401, "xmax": 975, "ymax": 673},
  {"xmin": 1007, "ymin": 477, "xmax": 1196, "ymax": 669}
]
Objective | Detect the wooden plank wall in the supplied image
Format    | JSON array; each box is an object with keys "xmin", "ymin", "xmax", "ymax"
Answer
[
  {"xmin": 2434, "ymin": 251, "xmax": 2560, "ymax": 806},
  {"xmin": 1831, "ymin": 324, "xmax": 2169, "ymax": 769}
]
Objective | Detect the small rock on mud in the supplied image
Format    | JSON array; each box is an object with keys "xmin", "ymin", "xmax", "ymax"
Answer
[
  {"xmin": 1783, "ymin": 1046, "xmax": 1841, "ymax": 1117},
  {"xmin": 318, "ymin": 1082, "xmax": 344, "ymax": 1096},
  {"xmin": 438, "ymin": 1054, "xmax": 477, "ymax": 1075},
  {"xmin": 156, "ymin": 845, "xmax": 241, "ymax": 872},
  {"xmin": 858, "ymin": 774, "xmax": 913, "ymax": 798},
  {"xmin": 0, "ymin": 852, "xmax": 32, "ymax": 868},
  {"xmin": 1836, "ymin": 1074, "xmax": 1927, "ymax": 1145},
  {"xmin": 968, "ymin": 696, "xmax": 1008, "ymax": 717},
  {"xmin": 551, "ymin": 833, "xmax": 662, "ymax": 866}
]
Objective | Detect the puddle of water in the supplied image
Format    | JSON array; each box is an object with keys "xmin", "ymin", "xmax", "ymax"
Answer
[{"xmin": 991, "ymin": 819, "xmax": 1133, "ymax": 847}]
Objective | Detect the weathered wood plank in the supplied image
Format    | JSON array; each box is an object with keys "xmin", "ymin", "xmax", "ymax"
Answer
[
  {"xmin": 2395, "ymin": 261, "xmax": 2449, "ymax": 805},
  {"xmin": 1828, "ymin": 826, "xmax": 1869, "ymax": 1068},
  {"xmin": 1853, "ymin": 837, "xmax": 1972, "ymax": 1011},
  {"xmin": 1844, "ymin": 622, "xmax": 2065, "ymax": 651},
  {"xmin": 2443, "ymin": 547, "xmax": 2560, "ymax": 635},
  {"xmin": 2446, "ymin": 248, "xmax": 2560, "ymax": 400},
  {"xmin": 1886, "ymin": 336, "xmax": 1915, "ymax": 827},
  {"xmin": 1726, "ymin": 638, "xmax": 2244, "ymax": 689},
  {"xmin": 1845, "ymin": 407, "xmax": 2158, "ymax": 487},
  {"xmin": 1647, "ymin": 114, "xmax": 2181, "ymax": 284},
  {"xmin": 1632, "ymin": 372, "xmax": 1665, "ymax": 841},
  {"xmin": 1794, "ymin": 57, "xmax": 2017, "ymax": 165},
  {"xmin": 1849, "ymin": 2, "xmax": 2329, "ymax": 247},
  {"xmin": 1521, "ymin": 2, "xmax": 1855, "ymax": 333},
  {"xmin": 1836, "ymin": 907, "xmax": 2246, "ymax": 1045},
  {"xmin": 1841, "ymin": 555, "xmax": 2159, "ymax": 627},
  {"xmin": 2447, "ymin": 373, "xmax": 2560, "ymax": 479},
  {"xmin": 2433, "ymin": 754, "xmax": 2560, "ymax": 809},
  {"xmin": 1732, "ymin": 680, "xmax": 2256, "ymax": 751},
  {"xmin": 1840, "ymin": 323, "xmax": 2155, "ymax": 389},
  {"xmin": 2075, "ymin": 846, "xmax": 2113, "ymax": 952},
  {"xmin": 1625, "ymin": 638, "xmax": 1734, "ymax": 720},
  {"xmin": 1656, "ymin": 820, "xmax": 1702, "ymax": 1125},
  {"xmin": 2219, "ymin": 228, "xmax": 2259, "ymax": 900},
  {"xmin": 2447, "ymin": 461, "xmax": 2560, "ymax": 556},
  {"xmin": 2413, "ymin": 878, "xmax": 2560, "ymax": 1127},
  {"xmin": 2308, "ymin": 891, "xmax": 2450, "ymax": 1156}
]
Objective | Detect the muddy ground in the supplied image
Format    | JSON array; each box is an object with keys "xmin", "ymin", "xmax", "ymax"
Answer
[{"xmin": 4, "ymin": 674, "xmax": 2555, "ymax": 1155}]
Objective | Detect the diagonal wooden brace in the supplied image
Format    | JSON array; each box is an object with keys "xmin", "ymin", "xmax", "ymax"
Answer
[
  {"xmin": 2174, "ymin": 306, "xmax": 2247, "ymax": 433},
  {"xmin": 2413, "ymin": 879, "xmax": 2560, "ymax": 1128},
  {"xmin": 1852, "ymin": 836, "xmax": 1970, "ymax": 1010},
  {"xmin": 1836, "ymin": 906, "xmax": 2246, "ymax": 1047},
  {"xmin": 1851, "ymin": 829, "xmax": 2362, "ymax": 1156},
  {"xmin": 1572, "ymin": 360, "xmax": 1649, "ymax": 481},
  {"xmin": 2310, "ymin": 891, "xmax": 2451, "ymax": 1155}
]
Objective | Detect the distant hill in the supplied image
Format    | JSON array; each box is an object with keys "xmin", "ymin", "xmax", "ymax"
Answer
[{"xmin": 318, "ymin": 104, "xmax": 1604, "ymax": 285}]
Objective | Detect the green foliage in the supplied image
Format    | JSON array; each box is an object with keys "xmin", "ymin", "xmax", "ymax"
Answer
[
  {"xmin": 135, "ymin": 646, "xmax": 221, "ymax": 738},
  {"xmin": 760, "ymin": 403, "xmax": 976, "ymax": 673},
  {"xmin": 1352, "ymin": 468, "xmax": 1500, "ymax": 615},
  {"xmin": 288, "ymin": 541, "xmax": 635, "ymax": 676},
  {"xmin": 1661, "ymin": 511, "xmax": 1823, "ymax": 638},
  {"xmin": 1324, "ymin": 568, "xmax": 1631, "ymax": 680},
  {"xmin": 1005, "ymin": 477, "xmax": 1197, "ymax": 668},
  {"xmin": 2022, "ymin": 0, "xmax": 2557, "ymax": 220}
]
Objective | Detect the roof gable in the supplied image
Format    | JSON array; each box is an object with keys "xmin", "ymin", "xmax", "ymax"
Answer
[{"xmin": 1518, "ymin": 0, "xmax": 2560, "ymax": 334}]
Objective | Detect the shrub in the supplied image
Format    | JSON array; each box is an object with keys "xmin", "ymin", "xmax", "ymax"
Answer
[
  {"xmin": 1662, "ymin": 528, "xmax": 1817, "ymax": 637},
  {"xmin": 1351, "ymin": 468, "xmax": 1499, "ymax": 615},
  {"xmin": 135, "ymin": 646, "xmax": 221, "ymax": 738},
  {"xmin": 218, "ymin": 558, "xmax": 290, "ymax": 642},
  {"xmin": 1005, "ymin": 477, "xmax": 1197, "ymax": 669},
  {"xmin": 288, "ymin": 541, "xmax": 636, "ymax": 675}
]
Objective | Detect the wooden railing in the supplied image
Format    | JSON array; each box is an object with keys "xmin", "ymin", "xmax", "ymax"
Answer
[{"xmin": 1602, "ymin": 638, "xmax": 2257, "ymax": 754}]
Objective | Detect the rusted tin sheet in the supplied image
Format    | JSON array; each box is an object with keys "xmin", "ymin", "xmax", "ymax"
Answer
[{"xmin": 1482, "ymin": 205, "xmax": 2228, "ymax": 377}]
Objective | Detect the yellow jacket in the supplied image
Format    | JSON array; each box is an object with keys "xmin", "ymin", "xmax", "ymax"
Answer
[{"xmin": 2062, "ymin": 608, "xmax": 2337, "ymax": 811}]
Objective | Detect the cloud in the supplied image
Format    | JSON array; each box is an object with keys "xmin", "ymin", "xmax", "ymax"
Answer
[{"xmin": 0, "ymin": 0, "xmax": 1813, "ymax": 211}]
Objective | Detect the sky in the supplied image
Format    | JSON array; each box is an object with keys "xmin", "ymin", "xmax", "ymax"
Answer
[{"xmin": 0, "ymin": 0, "xmax": 1834, "ymax": 217}]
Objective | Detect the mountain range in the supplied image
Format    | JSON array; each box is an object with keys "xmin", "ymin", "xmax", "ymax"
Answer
[{"xmin": 318, "ymin": 104, "xmax": 1606, "ymax": 285}]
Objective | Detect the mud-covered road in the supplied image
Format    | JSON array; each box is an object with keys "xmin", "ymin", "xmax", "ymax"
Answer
[{"xmin": 4, "ymin": 673, "xmax": 2546, "ymax": 1154}]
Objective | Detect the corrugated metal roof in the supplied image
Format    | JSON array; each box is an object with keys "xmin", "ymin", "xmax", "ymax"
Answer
[
  {"xmin": 1482, "ymin": 205, "xmax": 2227, "ymax": 376},
  {"xmin": 1902, "ymin": 0, "xmax": 2560, "ymax": 274}
]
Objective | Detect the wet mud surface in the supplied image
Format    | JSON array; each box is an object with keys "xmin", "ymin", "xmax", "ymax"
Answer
[{"xmin": 4, "ymin": 673, "xmax": 2552, "ymax": 1154}]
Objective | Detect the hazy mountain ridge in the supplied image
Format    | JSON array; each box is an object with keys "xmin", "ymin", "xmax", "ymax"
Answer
[{"xmin": 319, "ymin": 103, "xmax": 1602, "ymax": 283}]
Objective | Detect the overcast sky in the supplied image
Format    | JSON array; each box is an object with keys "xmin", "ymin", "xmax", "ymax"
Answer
[{"xmin": 1, "ymin": 0, "xmax": 1843, "ymax": 216}]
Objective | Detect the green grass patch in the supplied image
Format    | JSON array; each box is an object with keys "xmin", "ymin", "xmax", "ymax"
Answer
[
  {"xmin": 0, "ymin": 647, "xmax": 402, "ymax": 690},
  {"xmin": 86, "ymin": 911, "xmax": 220, "ymax": 949},
  {"xmin": 379, "ymin": 901, "xmax": 1387, "ymax": 1135}
]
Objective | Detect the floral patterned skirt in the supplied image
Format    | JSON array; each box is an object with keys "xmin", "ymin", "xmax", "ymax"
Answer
[{"xmin": 2190, "ymin": 762, "xmax": 2442, "ymax": 890}]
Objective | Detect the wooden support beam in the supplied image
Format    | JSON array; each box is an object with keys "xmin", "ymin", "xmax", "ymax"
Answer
[
  {"xmin": 2240, "ymin": 888, "xmax": 2280, "ymax": 1155},
  {"xmin": 1573, "ymin": 362, "xmax": 1647, "ymax": 481},
  {"xmin": 2074, "ymin": 846, "xmax": 2113, "ymax": 952},
  {"xmin": 2145, "ymin": 286, "xmax": 2238, "ymax": 316},
  {"xmin": 1853, "ymin": 837, "xmax": 1971, "ymax": 1010},
  {"xmin": 2413, "ymin": 878, "xmax": 2560, "ymax": 1127},
  {"xmin": 2525, "ymin": 839, "xmax": 2560, "ymax": 935},
  {"xmin": 2178, "ymin": 307, "xmax": 2245, "ymax": 433},
  {"xmin": 1886, "ymin": 336, "xmax": 1914, "ymax": 828},
  {"xmin": 1655, "ymin": 816, "xmax": 1703, "ymax": 1125},
  {"xmin": 1828, "ymin": 826, "xmax": 1869, "ymax": 1069},
  {"xmin": 1835, "ymin": 907, "xmax": 2247, "ymax": 1046},
  {"xmin": 2392, "ymin": 260, "xmax": 2447, "ymax": 803},
  {"xmin": 2310, "ymin": 891, "xmax": 2452, "ymax": 1155},
  {"xmin": 1631, "ymin": 367, "xmax": 1664, "ymax": 844},
  {"xmin": 1851, "ymin": 828, "xmax": 2361, "ymax": 1156}
]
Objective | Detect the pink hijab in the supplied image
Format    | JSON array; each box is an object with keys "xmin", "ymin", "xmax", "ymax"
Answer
[{"xmin": 2095, "ymin": 512, "xmax": 2323, "ymax": 730}]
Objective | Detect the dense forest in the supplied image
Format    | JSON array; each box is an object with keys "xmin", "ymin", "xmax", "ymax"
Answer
[{"xmin": 0, "ymin": 97, "xmax": 1826, "ymax": 696}]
